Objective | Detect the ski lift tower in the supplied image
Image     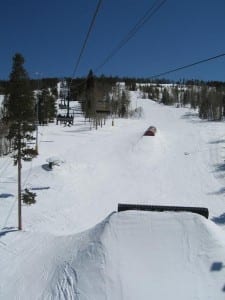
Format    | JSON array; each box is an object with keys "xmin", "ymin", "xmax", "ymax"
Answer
[
  {"xmin": 56, "ymin": 79, "xmax": 74, "ymax": 125},
  {"xmin": 59, "ymin": 80, "xmax": 70, "ymax": 114}
]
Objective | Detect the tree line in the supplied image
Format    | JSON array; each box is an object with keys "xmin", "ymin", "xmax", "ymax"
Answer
[{"xmin": 139, "ymin": 83, "xmax": 225, "ymax": 121}]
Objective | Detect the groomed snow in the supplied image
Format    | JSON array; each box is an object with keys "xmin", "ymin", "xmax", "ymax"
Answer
[{"xmin": 1, "ymin": 91, "xmax": 225, "ymax": 299}]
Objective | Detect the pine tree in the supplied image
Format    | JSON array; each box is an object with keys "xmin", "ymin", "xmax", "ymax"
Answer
[
  {"xmin": 198, "ymin": 86, "xmax": 209, "ymax": 119},
  {"xmin": 85, "ymin": 69, "xmax": 96, "ymax": 119},
  {"xmin": 37, "ymin": 88, "xmax": 57, "ymax": 124},
  {"xmin": 222, "ymin": 94, "xmax": 225, "ymax": 118},
  {"xmin": 161, "ymin": 88, "xmax": 171, "ymax": 105},
  {"xmin": 120, "ymin": 90, "xmax": 129, "ymax": 117},
  {"xmin": 3, "ymin": 53, "xmax": 37, "ymax": 230}
]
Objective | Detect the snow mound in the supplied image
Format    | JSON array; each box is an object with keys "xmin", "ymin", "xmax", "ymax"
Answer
[
  {"xmin": 68, "ymin": 211, "xmax": 225, "ymax": 300},
  {"xmin": 2, "ymin": 211, "xmax": 225, "ymax": 299}
]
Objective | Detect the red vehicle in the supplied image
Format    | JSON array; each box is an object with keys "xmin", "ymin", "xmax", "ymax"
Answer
[{"xmin": 143, "ymin": 126, "xmax": 157, "ymax": 136}]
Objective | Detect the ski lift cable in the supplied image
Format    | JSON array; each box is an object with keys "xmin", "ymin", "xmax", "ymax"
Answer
[
  {"xmin": 68, "ymin": 0, "xmax": 167, "ymax": 93},
  {"xmin": 94, "ymin": 0, "xmax": 167, "ymax": 74},
  {"xmin": 149, "ymin": 53, "xmax": 225, "ymax": 78},
  {"xmin": 69, "ymin": 0, "xmax": 103, "ymax": 88}
]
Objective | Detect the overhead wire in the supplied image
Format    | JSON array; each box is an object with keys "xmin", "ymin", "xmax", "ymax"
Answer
[
  {"xmin": 69, "ymin": 0, "xmax": 103, "ymax": 86},
  {"xmin": 94, "ymin": 0, "xmax": 167, "ymax": 74},
  {"xmin": 68, "ymin": 0, "xmax": 224, "ymax": 94},
  {"xmin": 68, "ymin": 0, "xmax": 167, "ymax": 94},
  {"xmin": 149, "ymin": 53, "xmax": 225, "ymax": 79}
]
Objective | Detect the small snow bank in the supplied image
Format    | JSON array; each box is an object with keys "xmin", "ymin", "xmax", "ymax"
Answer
[{"xmin": 2, "ymin": 211, "xmax": 225, "ymax": 300}]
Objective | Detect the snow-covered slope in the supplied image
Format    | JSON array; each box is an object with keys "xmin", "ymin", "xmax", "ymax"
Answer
[
  {"xmin": 1, "ymin": 91, "xmax": 225, "ymax": 299},
  {"xmin": 72, "ymin": 211, "xmax": 225, "ymax": 300},
  {"xmin": 1, "ymin": 211, "xmax": 225, "ymax": 299}
]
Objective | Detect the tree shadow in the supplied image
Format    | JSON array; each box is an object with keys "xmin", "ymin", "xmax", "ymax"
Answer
[
  {"xmin": 208, "ymin": 139, "xmax": 225, "ymax": 145},
  {"xmin": 211, "ymin": 262, "xmax": 224, "ymax": 271},
  {"xmin": 208, "ymin": 187, "xmax": 225, "ymax": 195},
  {"xmin": 63, "ymin": 127, "xmax": 91, "ymax": 133},
  {"xmin": 213, "ymin": 163, "xmax": 225, "ymax": 173},
  {"xmin": 180, "ymin": 112, "xmax": 199, "ymax": 119},
  {"xmin": 0, "ymin": 193, "xmax": 14, "ymax": 198},
  {"xmin": 30, "ymin": 186, "xmax": 50, "ymax": 191},
  {"xmin": 211, "ymin": 163, "xmax": 225, "ymax": 180},
  {"xmin": 0, "ymin": 227, "xmax": 18, "ymax": 237},
  {"xmin": 73, "ymin": 121, "xmax": 88, "ymax": 126},
  {"xmin": 41, "ymin": 164, "xmax": 52, "ymax": 171},
  {"xmin": 211, "ymin": 213, "xmax": 225, "ymax": 224},
  {"xmin": 210, "ymin": 262, "xmax": 225, "ymax": 292},
  {"xmin": 180, "ymin": 112, "xmax": 205, "ymax": 123}
]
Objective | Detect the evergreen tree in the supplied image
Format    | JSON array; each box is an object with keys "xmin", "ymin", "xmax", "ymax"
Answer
[
  {"xmin": 22, "ymin": 188, "xmax": 36, "ymax": 205},
  {"xmin": 85, "ymin": 69, "xmax": 96, "ymax": 119},
  {"xmin": 181, "ymin": 90, "xmax": 189, "ymax": 107},
  {"xmin": 154, "ymin": 87, "xmax": 160, "ymax": 101},
  {"xmin": 3, "ymin": 53, "xmax": 37, "ymax": 230},
  {"xmin": 120, "ymin": 90, "xmax": 129, "ymax": 117},
  {"xmin": 198, "ymin": 86, "xmax": 209, "ymax": 119},
  {"xmin": 189, "ymin": 86, "xmax": 198, "ymax": 110},
  {"xmin": 171, "ymin": 86, "xmax": 179, "ymax": 104},
  {"xmin": 37, "ymin": 88, "xmax": 57, "ymax": 124},
  {"xmin": 222, "ymin": 94, "xmax": 225, "ymax": 118},
  {"xmin": 161, "ymin": 88, "xmax": 171, "ymax": 105}
]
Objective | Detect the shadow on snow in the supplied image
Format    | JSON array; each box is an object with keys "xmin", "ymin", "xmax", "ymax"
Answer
[
  {"xmin": 0, "ymin": 227, "xmax": 18, "ymax": 238},
  {"xmin": 211, "ymin": 213, "xmax": 225, "ymax": 225},
  {"xmin": 0, "ymin": 193, "xmax": 14, "ymax": 199}
]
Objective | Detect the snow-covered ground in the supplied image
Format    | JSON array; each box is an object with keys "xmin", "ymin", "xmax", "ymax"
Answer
[{"xmin": 1, "ymin": 91, "xmax": 225, "ymax": 299}]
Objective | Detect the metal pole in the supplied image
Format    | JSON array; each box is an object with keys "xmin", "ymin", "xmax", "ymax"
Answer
[
  {"xmin": 18, "ymin": 126, "xmax": 22, "ymax": 230},
  {"xmin": 66, "ymin": 82, "xmax": 70, "ymax": 117},
  {"xmin": 35, "ymin": 72, "xmax": 41, "ymax": 154},
  {"xmin": 35, "ymin": 97, "xmax": 38, "ymax": 154},
  {"xmin": 18, "ymin": 156, "xmax": 22, "ymax": 230}
]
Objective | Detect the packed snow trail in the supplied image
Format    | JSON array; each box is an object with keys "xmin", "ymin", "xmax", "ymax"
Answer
[{"xmin": 1, "ymin": 211, "xmax": 225, "ymax": 299}]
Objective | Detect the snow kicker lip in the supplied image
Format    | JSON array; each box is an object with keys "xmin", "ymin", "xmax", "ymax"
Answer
[{"xmin": 118, "ymin": 203, "xmax": 209, "ymax": 219}]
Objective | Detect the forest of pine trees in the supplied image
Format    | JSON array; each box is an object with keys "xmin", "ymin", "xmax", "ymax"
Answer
[{"xmin": 139, "ymin": 82, "xmax": 225, "ymax": 121}]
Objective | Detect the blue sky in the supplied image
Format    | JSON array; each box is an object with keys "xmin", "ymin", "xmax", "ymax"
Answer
[{"xmin": 1, "ymin": 0, "xmax": 225, "ymax": 81}]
